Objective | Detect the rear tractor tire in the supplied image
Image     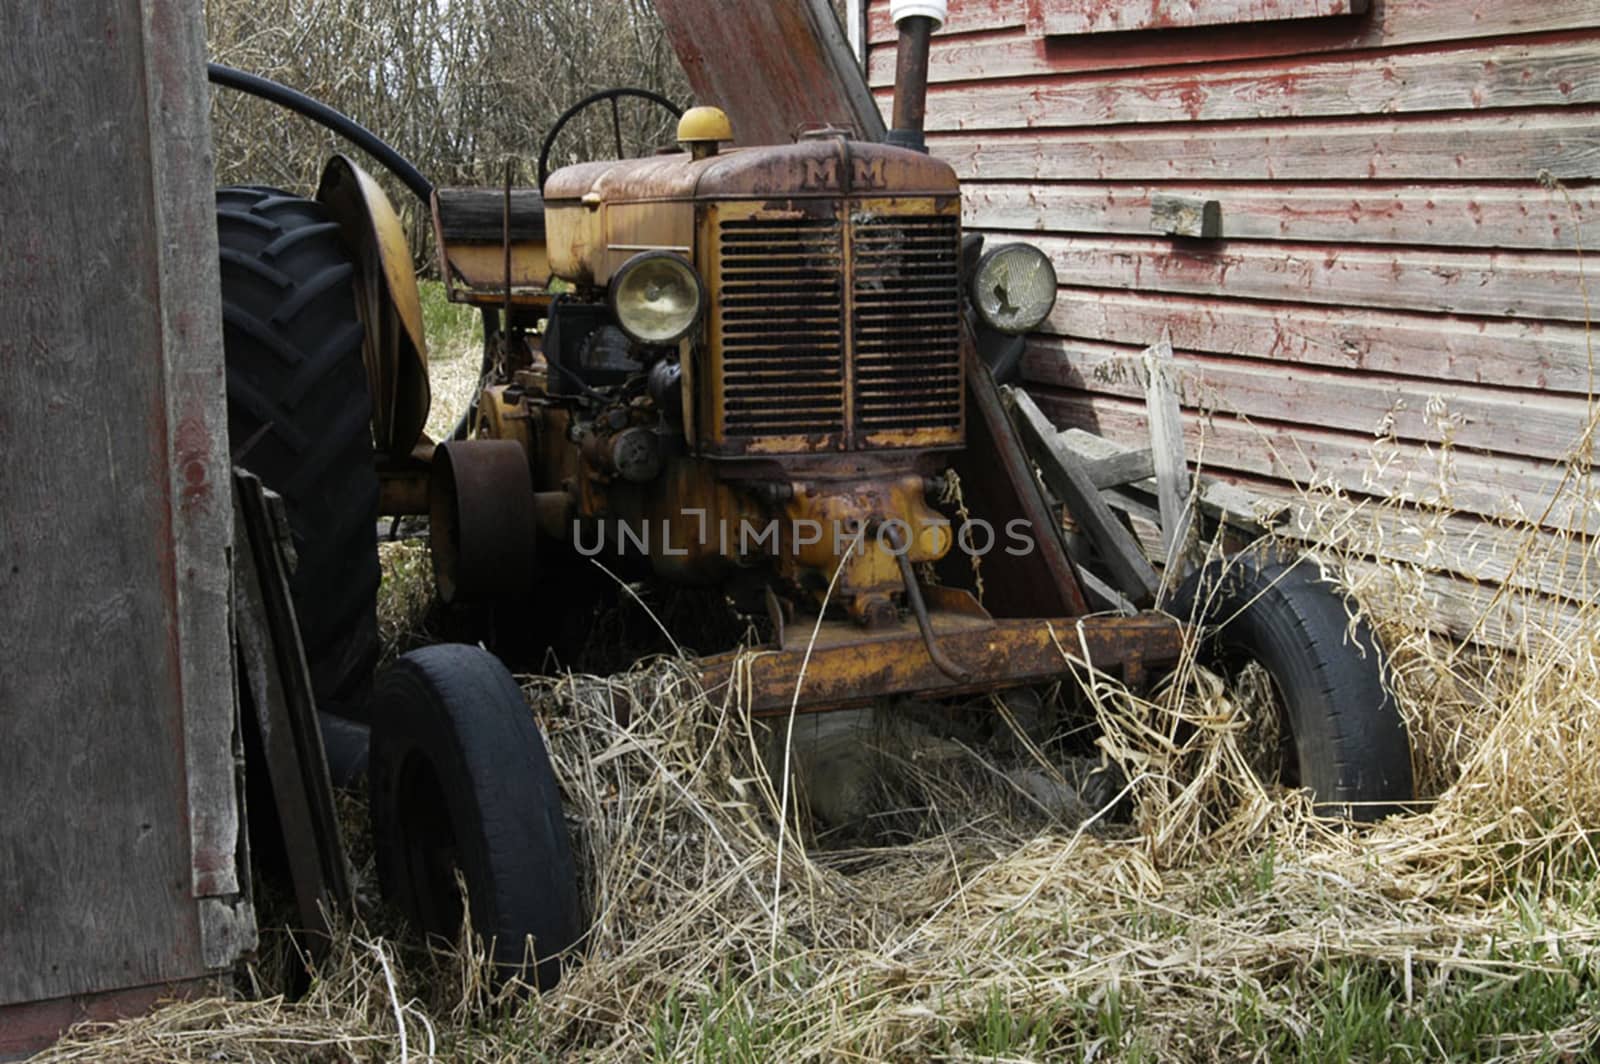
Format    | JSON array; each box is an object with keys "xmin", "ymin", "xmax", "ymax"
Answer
[
  {"xmin": 1169, "ymin": 554, "xmax": 1414, "ymax": 820},
  {"xmin": 216, "ymin": 186, "xmax": 382, "ymax": 779}
]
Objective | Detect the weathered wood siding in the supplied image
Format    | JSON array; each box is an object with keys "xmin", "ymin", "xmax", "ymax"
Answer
[
  {"xmin": 860, "ymin": 0, "xmax": 1599, "ymax": 567},
  {"xmin": 0, "ymin": 0, "xmax": 250, "ymax": 1048}
]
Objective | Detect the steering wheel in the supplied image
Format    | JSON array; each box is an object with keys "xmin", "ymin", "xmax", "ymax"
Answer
[{"xmin": 537, "ymin": 87, "xmax": 685, "ymax": 190}]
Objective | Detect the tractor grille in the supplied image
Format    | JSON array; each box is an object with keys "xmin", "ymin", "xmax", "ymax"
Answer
[
  {"xmin": 850, "ymin": 213, "xmax": 962, "ymax": 437},
  {"xmin": 713, "ymin": 203, "xmax": 962, "ymax": 452},
  {"xmin": 717, "ymin": 217, "xmax": 846, "ymax": 439}
]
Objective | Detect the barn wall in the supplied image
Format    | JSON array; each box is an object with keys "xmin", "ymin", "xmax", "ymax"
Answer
[
  {"xmin": 860, "ymin": 0, "xmax": 1599, "ymax": 589},
  {"xmin": 0, "ymin": 0, "xmax": 251, "ymax": 1049}
]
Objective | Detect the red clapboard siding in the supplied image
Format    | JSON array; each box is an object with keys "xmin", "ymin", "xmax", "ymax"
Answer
[
  {"xmin": 1039, "ymin": 287, "xmax": 1599, "ymax": 396},
  {"xmin": 963, "ymin": 183, "xmax": 1597, "ymax": 252},
  {"xmin": 862, "ymin": 0, "xmax": 1599, "ymax": 604},
  {"xmin": 1008, "ymin": 233, "xmax": 1594, "ymax": 323},
  {"xmin": 1037, "ymin": 0, "xmax": 1367, "ymax": 36},
  {"xmin": 866, "ymin": 0, "xmax": 1600, "ymax": 83},
  {"xmin": 930, "ymin": 111, "xmax": 1600, "ymax": 182},
  {"xmin": 1022, "ymin": 336, "xmax": 1593, "ymax": 462},
  {"xmin": 1032, "ymin": 391, "xmax": 1596, "ymax": 533},
  {"xmin": 892, "ymin": 39, "xmax": 1600, "ymax": 131}
]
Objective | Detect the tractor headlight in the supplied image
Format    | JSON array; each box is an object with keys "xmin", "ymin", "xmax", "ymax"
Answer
[
  {"xmin": 972, "ymin": 243, "xmax": 1057, "ymax": 335},
  {"xmin": 610, "ymin": 251, "xmax": 704, "ymax": 345}
]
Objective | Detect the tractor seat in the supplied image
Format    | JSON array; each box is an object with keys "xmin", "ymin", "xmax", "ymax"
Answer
[{"xmin": 435, "ymin": 187, "xmax": 546, "ymax": 244}]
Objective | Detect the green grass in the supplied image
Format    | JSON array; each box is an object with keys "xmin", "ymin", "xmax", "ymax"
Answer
[{"xmin": 416, "ymin": 278, "xmax": 485, "ymax": 441}]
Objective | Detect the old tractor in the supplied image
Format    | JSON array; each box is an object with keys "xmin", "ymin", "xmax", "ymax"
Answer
[{"xmin": 212, "ymin": 0, "xmax": 1413, "ymax": 989}]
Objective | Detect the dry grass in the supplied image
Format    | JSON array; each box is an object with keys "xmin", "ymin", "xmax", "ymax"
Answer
[
  {"xmin": 40, "ymin": 434, "xmax": 1600, "ymax": 1059},
  {"xmin": 40, "ymin": 241, "xmax": 1600, "ymax": 1062}
]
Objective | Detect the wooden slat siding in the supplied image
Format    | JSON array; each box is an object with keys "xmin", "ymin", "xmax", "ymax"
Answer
[
  {"xmin": 1032, "ymin": 392, "xmax": 1597, "ymax": 535},
  {"xmin": 1011, "ymin": 234, "xmax": 1593, "ymax": 323},
  {"xmin": 931, "ymin": 111, "xmax": 1600, "ymax": 182},
  {"xmin": 963, "ymin": 184, "xmax": 1598, "ymax": 252},
  {"xmin": 866, "ymin": 0, "xmax": 1600, "ymax": 82},
  {"xmin": 898, "ymin": 39, "xmax": 1600, "ymax": 132},
  {"xmin": 1274, "ymin": 500, "xmax": 1600, "ymax": 605},
  {"xmin": 859, "ymin": 0, "xmax": 1599, "ymax": 625},
  {"xmin": 1345, "ymin": 560, "xmax": 1587, "ymax": 651},
  {"xmin": 1039, "ymin": 288, "xmax": 1599, "ymax": 396},
  {"xmin": 1022, "ymin": 337, "xmax": 1593, "ymax": 462}
]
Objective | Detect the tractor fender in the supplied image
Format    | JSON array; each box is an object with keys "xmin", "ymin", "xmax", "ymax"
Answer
[{"xmin": 317, "ymin": 154, "xmax": 431, "ymax": 459}]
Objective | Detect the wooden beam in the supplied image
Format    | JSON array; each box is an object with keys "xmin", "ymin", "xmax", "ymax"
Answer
[
  {"xmin": 1150, "ymin": 194, "xmax": 1222, "ymax": 240},
  {"xmin": 657, "ymin": 0, "xmax": 885, "ymax": 146},
  {"xmin": 1081, "ymin": 446, "xmax": 1156, "ymax": 490},
  {"xmin": 1056, "ymin": 429, "xmax": 1285, "ymax": 537},
  {"xmin": 1004, "ymin": 387, "xmax": 1162, "ymax": 603},
  {"xmin": 1141, "ymin": 338, "xmax": 1198, "ymax": 584}
]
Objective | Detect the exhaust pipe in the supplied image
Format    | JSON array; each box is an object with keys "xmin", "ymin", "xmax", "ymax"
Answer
[{"xmin": 884, "ymin": 0, "xmax": 947, "ymax": 152}]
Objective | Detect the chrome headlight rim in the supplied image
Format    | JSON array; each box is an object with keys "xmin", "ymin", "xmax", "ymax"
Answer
[
  {"xmin": 971, "ymin": 242, "xmax": 1057, "ymax": 336},
  {"xmin": 608, "ymin": 250, "xmax": 705, "ymax": 346}
]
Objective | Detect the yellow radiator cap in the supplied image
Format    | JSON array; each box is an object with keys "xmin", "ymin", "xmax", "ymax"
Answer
[{"xmin": 678, "ymin": 106, "xmax": 732, "ymax": 156}]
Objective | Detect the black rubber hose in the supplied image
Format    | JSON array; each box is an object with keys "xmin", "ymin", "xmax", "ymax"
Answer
[{"xmin": 207, "ymin": 62, "xmax": 433, "ymax": 204}]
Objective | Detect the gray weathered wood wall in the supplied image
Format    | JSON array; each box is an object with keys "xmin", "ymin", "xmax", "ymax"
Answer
[{"xmin": 0, "ymin": 0, "xmax": 252, "ymax": 1050}]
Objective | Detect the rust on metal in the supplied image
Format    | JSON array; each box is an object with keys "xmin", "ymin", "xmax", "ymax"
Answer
[
  {"xmin": 317, "ymin": 155, "xmax": 432, "ymax": 460},
  {"xmin": 429, "ymin": 439, "xmax": 540, "ymax": 601},
  {"xmin": 700, "ymin": 609, "xmax": 1186, "ymax": 716},
  {"xmin": 889, "ymin": 14, "xmax": 933, "ymax": 143}
]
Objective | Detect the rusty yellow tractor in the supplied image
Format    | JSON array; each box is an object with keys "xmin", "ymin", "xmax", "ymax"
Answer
[{"xmin": 212, "ymin": 1, "xmax": 1412, "ymax": 990}]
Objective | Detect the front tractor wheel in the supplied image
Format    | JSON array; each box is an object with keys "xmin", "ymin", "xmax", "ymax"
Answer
[
  {"xmin": 216, "ymin": 186, "xmax": 381, "ymax": 754},
  {"xmin": 369, "ymin": 644, "xmax": 583, "ymax": 989},
  {"xmin": 1169, "ymin": 554, "xmax": 1414, "ymax": 820}
]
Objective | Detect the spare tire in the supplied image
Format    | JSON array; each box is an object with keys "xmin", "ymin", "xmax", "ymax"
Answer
[
  {"xmin": 1169, "ymin": 554, "xmax": 1414, "ymax": 820},
  {"xmin": 216, "ymin": 186, "xmax": 381, "ymax": 728}
]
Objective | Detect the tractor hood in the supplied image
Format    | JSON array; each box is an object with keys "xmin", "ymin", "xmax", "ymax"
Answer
[{"xmin": 543, "ymin": 136, "xmax": 959, "ymax": 285}]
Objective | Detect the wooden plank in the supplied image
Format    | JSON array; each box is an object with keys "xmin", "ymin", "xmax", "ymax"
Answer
[
  {"xmin": 1031, "ymin": 391, "xmax": 1598, "ymax": 534},
  {"xmin": 943, "ymin": 362, "xmax": 1092, "ymax": 618},
  {"xmin": 867, "ymin": 0, "xmax": 1600, "ymax": 82},
  {"xmin": 963, "ymin": 182, "xmax": 1599, "ymax": 252},
  {"xmin": 0, "ymin": 0, "xmax": 245, "ymax": 1008},
  {"xmin": 1141, "ymin": 338, "xmax": 1199, "ymax": 580},
  {"xmin": 658, "ymin": 0, "xmax": 885, "ymax": 146},
  {"xmin": 1005, "ymin": 387, "xmax": 1162, "ymax": 603},
  {"xmin": 902, "ymin": 39, "xmax": 1600, "ymax": 131},
  {"xmin": 1039, "ymin": 0, "xmax": 1366, "ymax": 36},
  {"xmin": 1057, "ymin": 429, "xmax": 1286, "ymax": 535},
  {"xmin": 1082, "ymin": 446, "xmax": 1156, "ymax": 489},
  {"xmin": 931, "ymin": 111, "xmax": 1600, "ymax": 182},
  {"xmin": 233, "ymin": 472, "xmax": 352, "ymax": 940},
  {"xmin": 1150, "ymin": 194, "xmax": 1223, "ymax": 239},
  {"xmin": 1035, "ymin": 287, "xmax": 1599, "ymax": 396},
  {"xmin": 1001, "ymin": 233, "xmax": 1594, "ymax": 323},
  {"xmin": 1024, "ymin": 337, "xmax": 1596, "ymax": 463}
]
